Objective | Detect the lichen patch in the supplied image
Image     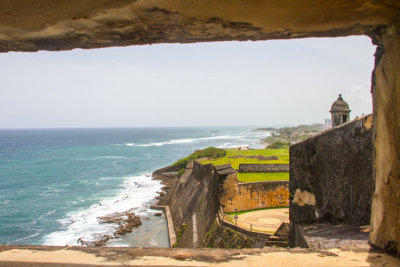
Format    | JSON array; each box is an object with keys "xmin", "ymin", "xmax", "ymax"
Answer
[{"xmin": 292, "ymin": 189, "xmax": 316, "ymax": 206}]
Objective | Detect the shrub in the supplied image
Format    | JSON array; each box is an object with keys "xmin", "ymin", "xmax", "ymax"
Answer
[
  {"xmin": 177, "ymin": 168, "xmax": 185, "ymax": 177},
  {"xmin": 172, "ymin": 147, "xmax": 226, "ymax": 169},
  {"xmin": 268, "ymin": 140, "xmax": 292, "ymax": 149}
]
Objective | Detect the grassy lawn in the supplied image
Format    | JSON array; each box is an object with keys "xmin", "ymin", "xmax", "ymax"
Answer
[
  {"xmin": 237, "ymin": 172, "xmax": 289, "ymax": 182},
  {"xmin": 198, "ymin": 148, "xmax": 289, "ymax": 170}
]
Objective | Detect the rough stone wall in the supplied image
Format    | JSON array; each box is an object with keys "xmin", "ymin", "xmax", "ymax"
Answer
[
  {"xmin": 0, "ymin": 0, "xmax": 400, "ymax": 257},
  {"xmin": 168, "ymin": 161, "xmax": 221, "ymax": 248},
  {"xmin": 202, "ymin": 221, "xmax": 256, "ymax": 248},
  {"xmin": 370, "ymin": 21, "xmax": 400, "ymax": 255},
  {"xmin": 0, "ymin": 1, "xmax": 399, "ymax": 52},
  {"xmin": 239, "ymin": 164, "xmax": 289, "ymax": 173},
  {"xmin": 289, "ymin": 115, "xmax": 374, "ymax": 225},
  {"xmin": 219, "ymin": 172, "xmax": 289, "ymax": 213},
  {"xmin": 167, "ymin": 161, "xmax": 289, "ymax": 246}
]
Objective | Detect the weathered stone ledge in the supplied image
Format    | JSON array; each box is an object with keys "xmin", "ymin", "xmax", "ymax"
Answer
[{"xmin": 1, "ymin": 245, "xmax": 399, "ymax": 266}]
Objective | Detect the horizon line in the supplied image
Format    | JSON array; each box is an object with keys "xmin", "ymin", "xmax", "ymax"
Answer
[{"xmin": 0, "ymin": 124, "xmax": 312, "ymax": 130}]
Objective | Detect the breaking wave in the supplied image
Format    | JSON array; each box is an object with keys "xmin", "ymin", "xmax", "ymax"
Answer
[
  {"xmin": 126, "ymin": 135, "xmax": 244, "ymax": 147},
  {"xmin": 41, "ymin": 174, "xmax": 162, "ymax": 246}
]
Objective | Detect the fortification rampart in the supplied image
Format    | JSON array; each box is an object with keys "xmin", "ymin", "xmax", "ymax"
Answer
[
  {"xmin": 167, "ymin": 161, "xmax": 224, "ymax": 248},
  {"xmin": 219, "ymin": 172, "xmax": 289, "ymax": 213},
  {"xmin": 289, "ymin": 115, "xmax": 374, "ymax": 225},
  {"xmin": 238, "ymin": 164, "xmax": 289, "ymax": 173}
]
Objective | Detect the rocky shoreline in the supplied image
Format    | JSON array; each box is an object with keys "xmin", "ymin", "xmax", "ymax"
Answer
[
  {"xmin": 151, "ymin": 165, "xmax": 181, "ymax": 207},
  {"xmin": 77, "ymin": 209, "xmax": 142, "ymax": 247},
  {"xmin": 77, "ymin": 167, "xmax": 179, "ymax": 247}
]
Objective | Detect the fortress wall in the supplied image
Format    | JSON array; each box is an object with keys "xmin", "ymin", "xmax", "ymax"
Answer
[
  {"xmin": 289, "ymin": 115, "xmax": 374, "ymax": 225},
  {"xmin": 370, "ymin": 22, "xmax": 400, "ymax": 255},
  {"xmin": 167, "ymin": 161, "xmax": 289, "ymax": 247},
  {"xmin": 238, "ymin": 164, "xmax": 289, "ymax": 173},
  {"xmin": 220, "ymin": 173, "xmax": 289, "ymax": 213},
  {"xmin": 168, "ymin": 161, "xmax": 221, "ymax": 248}
]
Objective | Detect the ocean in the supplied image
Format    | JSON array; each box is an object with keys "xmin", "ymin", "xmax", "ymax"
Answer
[{"xmin": 0, "ymin": 127, "xmax": 268, "ymax": 247}]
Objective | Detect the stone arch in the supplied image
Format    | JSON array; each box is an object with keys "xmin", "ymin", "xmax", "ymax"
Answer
[{"xmin": 0, "ymin": 0, "xmax": 399, "ymax": 255}]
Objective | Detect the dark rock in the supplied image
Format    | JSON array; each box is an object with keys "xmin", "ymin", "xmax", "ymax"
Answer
[
  {"xmin": 154, "ymin": 213, "xmax": 162, "ymax": 217},
  {"xmin": 161, "ymin": 171, "xmax": 179, "ymax": 178},
  {"xmin": 77, "ymin": 210, "xmax": 143, "ymax": 247},
  {"xmin": 152, "ymin": 165, "xmax": 181, "ymax": 180},
  {"xmin": 78, "ymin": 235, "xmax": 112, "ymax": 247}
]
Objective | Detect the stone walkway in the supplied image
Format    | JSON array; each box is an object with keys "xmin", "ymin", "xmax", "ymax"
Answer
[{"xmin": 234, "ymin": 208, "xmax": 289, "ymax": 233}]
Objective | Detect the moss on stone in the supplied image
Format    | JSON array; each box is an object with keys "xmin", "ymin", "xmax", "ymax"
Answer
[{"xmin": 172, "ymin": 224, "xmax": 187, "ymax": 248}]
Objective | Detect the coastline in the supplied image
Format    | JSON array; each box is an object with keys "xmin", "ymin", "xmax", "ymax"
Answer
[
  {"xmin": 102, "ymin": 167, "xmax": 182, "ymax": 248},
  {"xmin": 1, "ymin": 127, "xmax": 270, "ymax": 247},
  {"xmin": 103, "ymin": 172, "xmax": 172, "ymax": 248},
  {"xmin": 41, "ymin": 173, "xmax": 166, "ymax": 247},
  {"xmin": 61, "ymin": 135, "xmax": 269, "ymax": 247}
]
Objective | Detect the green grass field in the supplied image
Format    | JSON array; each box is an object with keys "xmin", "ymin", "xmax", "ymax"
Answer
[
  {"xmin": 198, "ymin": 148, "xmax": 289, "ymax": 170},
  {"xmin": 198, "ymin": 148, "xmax": 289, "ymax": 183},
  {"xmin": 237, "ymin": 172, "xmax": 289, "ymax": 182}
]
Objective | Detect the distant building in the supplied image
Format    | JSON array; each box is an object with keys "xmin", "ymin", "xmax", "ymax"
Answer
[
  {"xmin": 330, "ymin": 94, "xmax": 351, "ymax": 127},
  {"xmin": 324, "ymin": 118, "xmax": 331, "ymax": 127}
]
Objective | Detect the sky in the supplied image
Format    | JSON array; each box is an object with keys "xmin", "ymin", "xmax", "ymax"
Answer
[{"xmin": 0, "ymin": 36, "xmax": 375, "ymax": 129}]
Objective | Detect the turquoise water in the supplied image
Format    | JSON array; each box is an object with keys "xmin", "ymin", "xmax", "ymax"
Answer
[{"xmin": 0, "ymin": 127, "xmax": 267, "ymax": 246}]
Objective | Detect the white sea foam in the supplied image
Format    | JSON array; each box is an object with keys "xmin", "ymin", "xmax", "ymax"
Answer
[
  {"xmin": 150, "ymin": 238, "xmax": 158, "ymax": 246},
  {"xmin": 31, "ymin": 209, "xmax": 58, "ymax": 226},
  {"xmin": 37, "ymin": 187, "xmax": 63, "ymax": 197},
  {"xmin": 14, "ymin": 232, "xmax": 40, "ymax": 243},
  {"xmin": 0, "ymin": 200, "xmax": 10, "ymax": 205},
  {"xmin": 216, "ymin": 143, "xmax": 232, "ymax": 149},
  {"xmin": 128, "ymin": 135, "xmax": 245, "ymax": 147},
  {"xmin": 75, "ymin": 156, "xmax": 129, "ymax": 161},
  {"xmin": 42, "ymin": 174, "xmax": 162, "ymax": 246}
]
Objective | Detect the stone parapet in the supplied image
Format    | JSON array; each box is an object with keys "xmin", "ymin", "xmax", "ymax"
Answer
[
  {"xmin": 289, "ymin": 115, "xmax": 373, "ymax": 225},
  {"xmin": 220, "ymin": 172, "xmax": 289, "ymax": 213}
]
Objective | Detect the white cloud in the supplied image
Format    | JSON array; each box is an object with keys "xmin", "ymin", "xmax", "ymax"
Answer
[{"xmin": 345, "ymin": 83, "xmax": 373, "ymax": 117}]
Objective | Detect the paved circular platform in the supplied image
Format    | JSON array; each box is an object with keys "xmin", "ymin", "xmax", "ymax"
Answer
[{"xmin": 236, "ymin": 208, "xmax": 289, "ymax": 233}]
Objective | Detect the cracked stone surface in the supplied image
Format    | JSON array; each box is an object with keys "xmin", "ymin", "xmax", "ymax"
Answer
[{"xmin": 0, "ymin": 0, "xmax": 399, "ymax": 52}]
